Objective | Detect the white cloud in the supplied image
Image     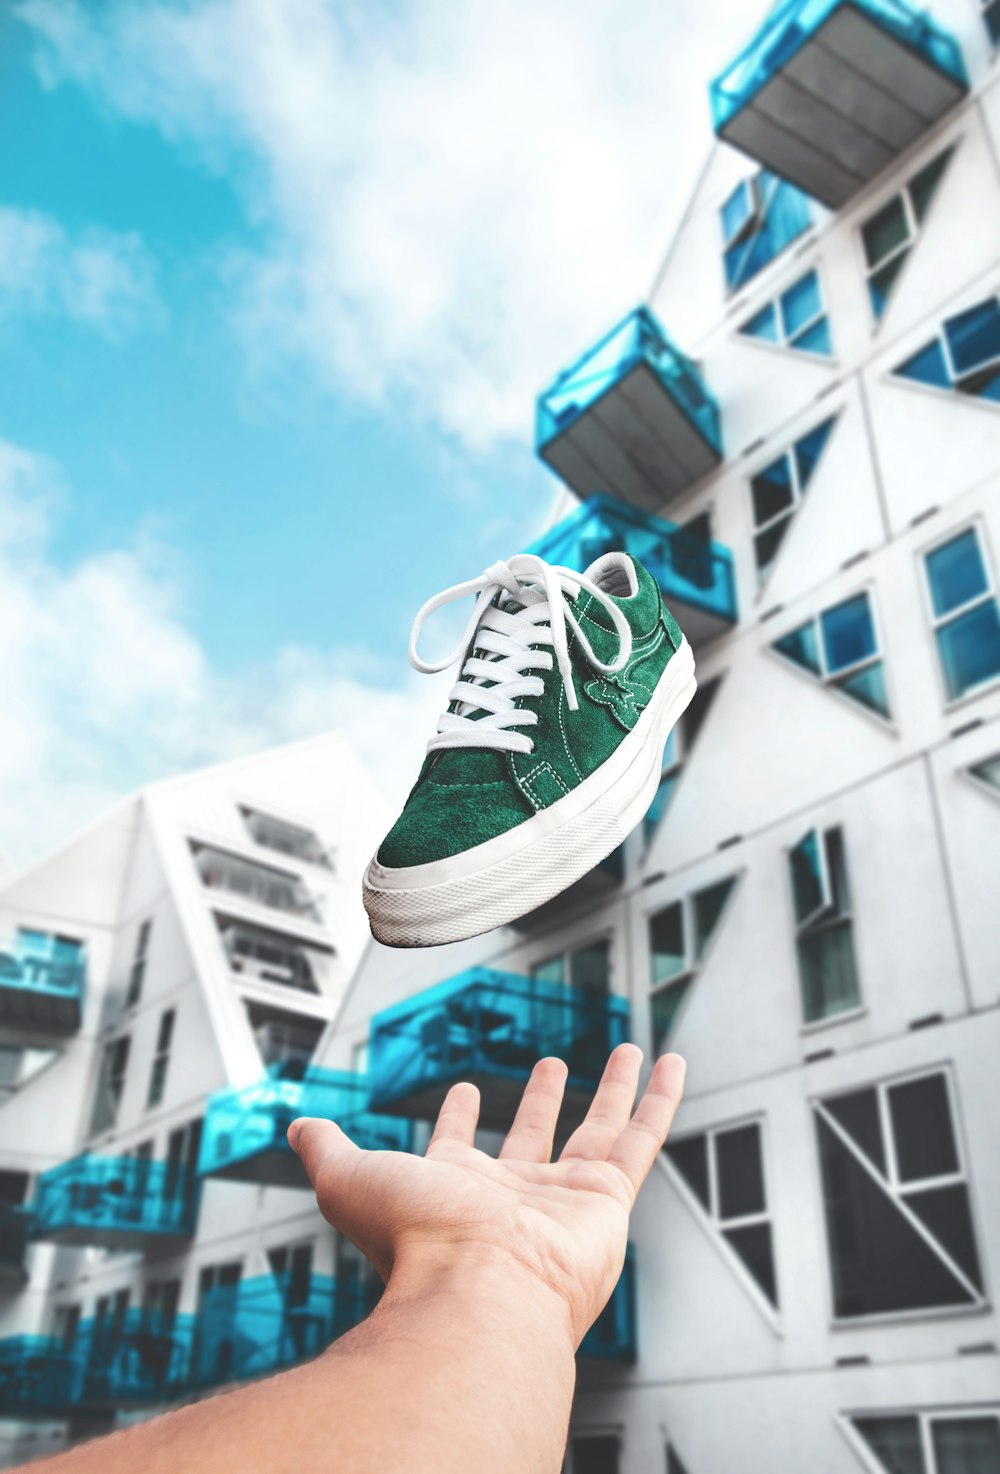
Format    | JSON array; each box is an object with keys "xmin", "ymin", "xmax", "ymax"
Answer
[
  {"xmin": 16, "ymin": 0, "xmax": 752, "ymax": 446},
  {"xmin": 0, "ymin": 207, "xmax": 158, "ymax": 333},
  {"xmin": 0, "ymin": 441, "xmax": 448, "ymax": 871}
]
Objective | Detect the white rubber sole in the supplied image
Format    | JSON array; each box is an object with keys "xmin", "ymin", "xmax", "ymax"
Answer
[{"xmin": 363, "ymin": 637, "xmax": 696, "ymax": 947}]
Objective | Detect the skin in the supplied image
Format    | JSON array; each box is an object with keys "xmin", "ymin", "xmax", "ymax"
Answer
[{"xmin": 32, "ymin": 1043, "xmax": 686, "ymax": 1474}]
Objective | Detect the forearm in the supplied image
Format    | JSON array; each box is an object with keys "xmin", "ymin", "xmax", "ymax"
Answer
[{"xmin": 34, "ymin": 1249, "xmax": 576, "ymax": 1474}]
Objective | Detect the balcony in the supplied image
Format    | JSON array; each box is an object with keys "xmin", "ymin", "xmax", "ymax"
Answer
[
  {"xmin": 77, "ymin": 1310, "xmax": 194, "ymax": 1409},
  {"xmin": 530, "ymin": 494, "xmax": 737, "ymax": 649},
  {"xmin": 710, "ymin": 0, "xmax": 967, "ymax": 209},
  {"xmin": 0, "ymin": 1337, "xmax": 79, "ymax": 1418},
  {"xmin": 240, "ymin": 807, "xmax": 333, "ymax": 869},
  {"xmin": 0, "ymin": 933, "xmax": 85, "ymax": 1034},
  {"xmin": 368, "ymin": 969, "xmax": 630, "ymax": 1134},
  {"xmin": 579, "ymin": 1247, "xmax": 636, "ymax": 1364},
  {"xmin": 192, "ymin": 842, "xmax": 323, "ymax": 923},
  {"xmin": 536, "ymin": 308, "xmax": 722, "ymax": 510},
  {"xmin": 199, "ymin": 1068, "xmax": 413, "ymax": 1188},
  {"xmin": 31, "ymin": 1155, "xmax": 199, "ymax": 1249},
  {"xmin": 191, "ymin": 1273, "xmax": 378, "ymax": 1390}
]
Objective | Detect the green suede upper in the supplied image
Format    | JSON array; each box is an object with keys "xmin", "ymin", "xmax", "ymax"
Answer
[{"xmin": 376, "ymin": 555, "xmax": 683, "ymax": 868}]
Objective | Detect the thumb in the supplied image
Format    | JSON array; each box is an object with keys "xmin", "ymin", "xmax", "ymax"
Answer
[{"xmin": 288, "ymin": 1116, "xmax": 361, "ymax": 1190}]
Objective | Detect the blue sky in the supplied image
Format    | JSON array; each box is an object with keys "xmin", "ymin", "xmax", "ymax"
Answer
[{"xmin": 0, "ymin": 0, "xmax": 740, "ymax": 868}]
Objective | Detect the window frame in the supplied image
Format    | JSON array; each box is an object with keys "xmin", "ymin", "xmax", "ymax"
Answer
[
  {"xmin": 146, "ymin": 1008, "xmax": 176, "ymax": 1110},
  {"xmin": 646, "ymin": 875, "xmax": 740, "ymax": 1051},
  {"xmin": 770, "ymin": 585, "xmax": 894, "ymax": 727},
  {"xmin": 812, "ymin": 1065, "xmax": 988, "ymax": 1327},
  {"xmin": 126, "ymin": 919, "xmax": 152, "ymax": 1009},
  {"xmin": 917, "ymin": 520, "xmax": 1000, "ymax": 708},
  {"xmin": 964, "ymin": 750, "xmax": 1000, "ymax": 802},
  {"xmin": 746, "ymin": 415, "xmax": 839, "ymax": 591},
  {"xmin": 857, "ymin": 147, "xmax": 954, "ymax": 326},
  {"xmin": 529, "ymin": 933, "xmax": 615, "ymax": 993},
  {"xmin": 737, "ymin": 265, "xmax": 833, "ymax": 358},
  {"xmin": 838, "ymin": 1405, "xmax": 1000, "ymax": 1474},
  {"xmin": 786, "ymin": 825, "xmax": 864, "ymax": 1031}
]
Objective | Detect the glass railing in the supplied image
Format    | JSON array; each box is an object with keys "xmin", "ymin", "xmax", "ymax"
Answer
[
  {"xmin": 0, "ymin": 1336, "xmax": 80, "ymax": 1417},
  {"xmin": 710, "ymin": 0, "xmax": 967, "ymax": 132},
  {"xmin": 193, "ymin": 845, "xmax": 323, "ymax": 922},
  {"xmin": 199, "ymin": 1068, "xmax": 413, "ymax": 1182},
  {"xmin": 0, "ymin": 936, "xmax": 85, "ymax": 1029},
  {"xmin": 530, "ymin": 494, "xmax": 737, "ymax": 632},
  {"xmin": 536, "ymin": 307, "xmax": 722, "ymax": 460},
  {"xmin": 77, "ymin": 1310, "xmax": 195, "ymax": 1407},
  {"xmin": 578, "ymin": 1247, "xmax": 637, "ymax": 1362},
  {"xmin": 31, "ymin": 1155, "xmax": 199, "ymax": 1243},
  {"xmin": 368, "ymin": 969, "xmax": 630, "ymax": 1117}
]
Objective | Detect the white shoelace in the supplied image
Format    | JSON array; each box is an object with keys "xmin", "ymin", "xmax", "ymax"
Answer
[{"xmin": 408, "ymin": 553, "xmax": 633, "ymax": 755}]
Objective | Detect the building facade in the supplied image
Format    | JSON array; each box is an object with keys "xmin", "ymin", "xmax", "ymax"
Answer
[{"xmin": 1, "ymin": 0, "xmax": 1000, "ymax": 1470}]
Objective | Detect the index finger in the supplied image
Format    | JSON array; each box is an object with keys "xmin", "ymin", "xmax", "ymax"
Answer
[{"xmin": 604, "ymin": 1053, "xmax": 686, "ymax": 1201}]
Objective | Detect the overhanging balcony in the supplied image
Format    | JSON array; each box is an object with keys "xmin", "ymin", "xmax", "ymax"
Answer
[
  {"xmin": 579, "ymin": 1246, "xmax": 636, "ymax": 1364},
  {"xmin": 199, "ymin": 1068, "xmax": 413, "ymax": 1188},
  {"xmin": 76, "ymin": 1310, "xmax": 194, "ymax": 1409},
  {"xmin": 31, "ymin": 1155, "xmax": 199, "ymax": 1249},
  {"xmin": 536, "ymin": 308, "xmax": 722, "ymax": 510},
  {"xmin": 710, "ymin": 0, "xmax": 967, "ymax": 209},
  {"xmin": 0, "ymin": 1337, "xmax": 79, "ymax": 1418},
  {"xmin": 531, "ymin": 494, "xmax": 737, "ymax": 648},
  {"xmin": 368, "ymin": 969, "xmax": 630, "ymax": 1134},
  {"xmin": 0, "ymin": 933, "xmax": 85, "ymax": 1034}
]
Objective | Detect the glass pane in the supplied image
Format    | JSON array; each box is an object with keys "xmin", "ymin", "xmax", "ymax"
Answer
[
  {"xmin": 572, "ymin": 1436, "xmax": 620, "ymax": 1474},
  {"xmin": 904, "ymin": 1184, "xmax": 983, "ymax": 1291},
  {"xmin": 780, "ymin": 271, "xmax": 821, "ymax": 338},
  {"xmin": 926, "ymin": 531, "xmax": 990, "ymax": 617},
  {"xmin": 741, "ymin": 303, "xmax": 778, "ymax": 341},
  {"xmin": 721, "ymin": 179, "xmax": 753, "ymax": 244},
  {"xmin": 649, "ymin": 903, "xmax": 687, "ymax": 986},
  {"xmin": 790, "ymin": 317, "xmax": 832, "ymax": 356},
  {"xmin": 931, "ymin": 1416, "xmax": 1000, "ymax": 1474},
  {"xmin": 936, "ymin": 602, "xmax": 1000, "ymax": 699},
  {"xmin": 664, "ymin": 1134, "xmax": 710, "ymax": 1209},
  {"xmin": 888, "ymin": 1074, "xmax": 959, "ymax": 1182},
  {"xmin": 853, "ymin": 1416, "xmax": 925, "ymax": 1474},
  {"xmin": 751, "ymin": 455, "xmax": 793, "ymax": 527},
  {"xmin": 793, "ymin": 418, "xmax": 835, "ymax": 489},
  {"xmin": 825, "ymin": 1088, "xmax": 885, "ymax": 1173},
  {"xmin": 862, "ymin": 196, "xmax": 910, "ymax": 268},
  {"xmin": 970, "ymin": 754, "xmax": 1000, "ymax": 790},
  {"xmin": 754, "ymin": 517, "xmax": 792, "ymax": 577},
  {"xmin": 693, "ymin": 878, "xmax": 735, "ymax": 960},
  {"xmin": 797, "ymin": 921, "xmax": 861, "ymax": 1022},
  {"xmin": 870, "ymin": 254, "xmax": 908, "ymax": 318},
  {"xmin": 814, "ymin": 1115, "xmax": 975, "ymax": 1317},
  {"xmin": 833, "ymin": 660, "xmax": 891, "ymax": 718},
  {"xmin": 895, "ymin": 336, "xmax": 950, "ymax": 386},
  {"xmin": 789, "ymin": 829, "xmax": 829, "ymax": 925},
  {"xmin": 571, "ymin": 940, "xmax": 610, "ymax": 995},
  {"xmin": 774, "ymin": 621, "xmax": 821, "ymax": 674},
  {"xmin": 986, "ymin": 0, "xmax": 1000, "ymax": 45},
  {"xmin": 821, "ymin": 594, "xmax": 877, "ymax": 673},
  {"xmin": 715, "ymin": 1124, "xmax": 765, "ymax": 1219},
  {"xmin": 943, "ymin": 298, "xmax": 1000, "ymax": 379},
  {"xmin": 650, "ymin": 978, "xmax": 692, "ymax": 1054},
  {"xmin": 531, "ymin": 956, "xmax": 565, "ymax": 985},
  {"xmin": 722, "ymin": 1224, "xmax": 778, "ymax": 1306},
  {"xmin": 910, "ymin": 148, "xmax": 952, "ymax": 222}
]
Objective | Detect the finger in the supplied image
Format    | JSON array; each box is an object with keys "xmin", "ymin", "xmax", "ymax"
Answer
[
  {"xmin": 426, "ymin": 1081, "xmax": 480, "ymax": 1152},
  {"xmin": 559, "ymin": 1042, "xmax": 643, "ymax": 1163},
  {"xmin": 289, "ymin": 1117, "xmax": 362, "ymax": 1188},
  {"xmin": 605, "ymin": 1052, "xmax": 687, "ymax": 1201},
  {"xmin": 499, "ymin": 1058, "xmax": 568, "ymax": 1163}
]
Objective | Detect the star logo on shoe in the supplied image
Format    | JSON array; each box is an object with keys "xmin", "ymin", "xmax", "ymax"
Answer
[{"xmin": 583, "ymin": 671, "xmax": 654, "ymax": 730}]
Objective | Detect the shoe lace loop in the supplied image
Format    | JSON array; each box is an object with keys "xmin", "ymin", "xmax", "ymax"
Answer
[{"xmin": 408, "ymin": 553, "xmax": 633, "ymax": 755}]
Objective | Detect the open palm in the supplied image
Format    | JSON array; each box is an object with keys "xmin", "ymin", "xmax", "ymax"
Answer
[{"xmin": 290, "ymin": 1044, "xmax": 686, "ymax": 1347}]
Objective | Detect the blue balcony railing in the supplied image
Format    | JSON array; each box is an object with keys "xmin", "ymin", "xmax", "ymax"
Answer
[
  {"xmin": 710, "ymin": 0, "xmax": 967, "ymax": 208},
  {"xmin": 368, "ymin": 969, "xmax": 630, "ymax": 1132},
  {"xmin": 579, "ymin": 1246, "xmax": 637, "ymax": 1363},
  {"xmin": 530, "ymin": 493, "xmax": 737, "ymax": 646},
  {"xmin": 199, "ymin": 1068, "xmax": 413, "ymax": 1187},
  {"xmin": 0, "ymin": 934, "xmax": 85, "ymax": 1033},
  {"xmin": 536, "ymin": 308, "xmax": 722, "ymax": 508},
  {"xmin": 77, "ymin": 1310, "xmax": 195, "ymax": 1407},
  {"xmin": 0, "ymin": 1336, "xmax": 81, "ymax": 1417},
  {"xmin": 31, "ymin": 1155, "xmax": 199, "ymax": 1247}
]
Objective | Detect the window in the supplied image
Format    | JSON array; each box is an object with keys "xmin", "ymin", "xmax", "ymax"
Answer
[
  {"xmin": 565, "ymin": 1434, "xmax": 621, "ymax": 1474},
  {"xmin": 788, "ymin": 827, "xmax": 860, "ymax": 1024},
  {"xmin": 648, "ymin": 878, "xmax": 736, "ymax": 1052},
  {"xmin": 814, "ymin": 1071, "xmax": 984, "ymax": 1319},
  {"xmin": 968, "ymin": 753, "xmax": 1000, "ymax": 793},
  {"xmin": 165, "ymin": 1117, "xmax": 203, "ymax": 1204},
  {"xmin": 191, "ymin": 843, "xmax": 321, "ymax": 921},
  {"xmin": 89, "ymin": 1035, "xmax": 131, "ymax": 1135},
  {"xmin": 861, "ymin": 150, "xmax": 951, "ymax": 319},
  {"xmin": 663, "ymin": 1120, "xmax": 778, "ymax": 1307},
  {"xmin": 983, "ymin": 0, "xmax": 1000, "ymax": 45},
  {"xmin": 351, "ymin": 1038, "xmax": 370, "ymax": 1078},
  {"xmin": 721, "ymin": 170, "xmax": 812, "ymax": 292},
  {"xmin": 196, "ymin": 1260, "xmax": 243, "ymax": 1384},
  {"xmin": 532, "ymin": 939, "xmax": 611, "ymax": 995},
  {"xmin": 895, "ymin": 296, "xmax": 1000, "ymax": 402},
  {"xmin": 739, "ymin": 270, "xmax": 831, "ymax": 355},
  {"xmin": 0, "ymin": 1045, "xmax": 58, "ymax": 1095},
  {"xmin": 240, "ymin": 807, "xmax": 333, "ymax": 869},
  {"xmin": 750, "ymin": 419, "xmax": 836, "ymax": 582},
  {"xmin": 126, "ymin": 919, "xmax": 152, "ymax": 1008},
  {"xmin": 646, "ymin": 676, "xmax": 722, "ymax": 840},
  {"xmin": 850, "ymin": 1409, "xmax": 1000, "ymax": 1474},
  {"xmin": 146, "ymin": 1008, "xmax": 175, "ymax": 1108},
  {"xmin": 666, "ymin": 1448, "xmax": 691, "ymax": 1474},
  {"xmin": 143, "ymin": 1277, "xmax": 181, "ymax": 1328},
  {"xmin": 773, "ymin": 590, "xmax": 890, "ymax": 718},
  {"xmin": 219, "ymin": 918, "xmax": 322, "ymax": 993},
  {"xmin": 246, "ymin": 1003, "xmax": 324, "ymax": 1075},
  {"xmin": 51, "ymin": 1303, "xmax": 82, "ymax": 1350},
  {"xmin": 923, "ymin": 528, "xmax": 1000, "ymax": 701}
]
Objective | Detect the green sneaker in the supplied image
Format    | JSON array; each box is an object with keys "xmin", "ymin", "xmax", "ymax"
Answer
[{"xmin": 363, "ymin": 550, "xmax": 696, "ymax": 947}]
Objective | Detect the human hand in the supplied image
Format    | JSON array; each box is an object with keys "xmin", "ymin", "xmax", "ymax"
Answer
[{"xmin": 289, "ymin": 1043, "xmax": 685, "ymax": 1349}]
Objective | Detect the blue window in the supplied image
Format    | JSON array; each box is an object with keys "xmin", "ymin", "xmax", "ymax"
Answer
[
  {"xmin": 740, "ymin": 269, "xmax": 831, "ymax": 356},
  {"xmin": 774, "ymin": 590, "xmax": 890, "ymax": 719},
  {"xmin": 721, "ymin": 171, "xmax": 811, "ymax": 293},
  {"xmin": 861, "ymin": 151, "xmax": 952, "ymax": 320},
  {"xmin": 788, "ymin": 826, "xmax": 860, "ymax": 1023},
  {"xmin": 750, "ymin": 419, "xmax": 836, "ymax": 582},
  {"xmin": 895, "ymin": 295, "xmax": 1000, "ymax": 403},
  {"xmin": 924, "ymin": 528, "xmax": 1000, "ymax": 701}
]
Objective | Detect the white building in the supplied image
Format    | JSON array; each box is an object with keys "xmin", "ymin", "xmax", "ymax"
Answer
[{"xmin": 2, "ymin": 1, "xmax": 1000, "ymax": 1470}]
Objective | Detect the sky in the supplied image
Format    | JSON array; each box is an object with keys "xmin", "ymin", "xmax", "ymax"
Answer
[{"xmin": 0, "ymin": 0, "xmax": 750, "ymax": 870}]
